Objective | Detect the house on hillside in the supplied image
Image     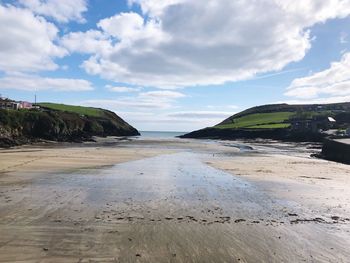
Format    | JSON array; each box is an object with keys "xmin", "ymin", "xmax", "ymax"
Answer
[
  {"xmin": 328, "ymin": 116, "xmax": 336, "ymax": 124},
  {"xmin": 290, "ymin": 119, "xmax": 316, "ymax": 132},
  {"xmin": 0, "ymin": 98, "xmax": 36, "ymax": 110},
  {"xmin": 0, "ymin": 98, "xmax": 20, "ymax": 110},
  {"xmin": 19, "ymin": 101, "xmax": 33, "ymax": 109},
  {"xmin": 291, "ymin": 116, "xmax": 336, "ymax": 133}
]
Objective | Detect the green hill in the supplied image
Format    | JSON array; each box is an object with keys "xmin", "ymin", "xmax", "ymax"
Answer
[
  {"xmin": 181, "ymin": 102, "xmax": 350, "ymax": 141},
  {"xmin": 216, "ymin": 103, "xmax": 350, "ymax": 129},
  {"xmin": 216, "ymin": 112, "xmax": 294, "ymax": 129},
  {"xmin": 0, "ymin": 102, "xmax": 140, "ymax": 147},
  {"xmin": 37, "ymin": 103, "xmax": 105, "ymax": 117}
]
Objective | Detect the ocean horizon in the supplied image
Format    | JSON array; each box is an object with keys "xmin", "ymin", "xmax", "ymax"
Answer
[{"xmin": 140, "ymin": 131, "xmax": 187, "ymax": 138}]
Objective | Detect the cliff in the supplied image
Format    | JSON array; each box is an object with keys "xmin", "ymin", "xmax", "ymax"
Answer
[{"xmin": 0, "ymin": 103, "xmax": 140, "ymax": 147}]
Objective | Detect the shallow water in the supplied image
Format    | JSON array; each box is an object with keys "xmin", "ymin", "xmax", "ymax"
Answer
[{"xmin": 17, "ymin": 152, "xmax": 309, "ymax": 226}]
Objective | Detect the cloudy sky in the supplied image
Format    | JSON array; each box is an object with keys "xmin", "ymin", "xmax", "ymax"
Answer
[{"xmin": 1, "ymin": 0, "xmax": 350, "ymax": 131}]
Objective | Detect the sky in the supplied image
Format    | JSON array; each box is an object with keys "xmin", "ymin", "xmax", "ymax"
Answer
[{"xmin": 1, "ymin": 1, "xmax": 350, "ymax": 131}]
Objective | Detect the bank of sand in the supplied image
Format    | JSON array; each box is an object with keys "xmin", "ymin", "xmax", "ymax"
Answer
[
  {"xmin": 0, "ymin": 144, "xmax": 173, "ymax": 184},
  {"xmin": 0, "ymin": 137, "xmax": 350, "ymax": 262},
  {"xmin": 0, "ymin": 137, "xmax": 238, "ymax": 179},
  {"xmin": 207, "ymin": 151, "xmax": 350, "ymax": 224}
]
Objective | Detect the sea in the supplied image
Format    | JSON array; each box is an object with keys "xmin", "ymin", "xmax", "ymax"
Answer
[{"xmin": 140, "ymin": 131, "xmax": 187, "ymax": 138}]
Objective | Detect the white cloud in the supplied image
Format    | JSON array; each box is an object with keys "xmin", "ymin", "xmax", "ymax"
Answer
[
  {"xmin": 61, "ymin": 30, "xmax": 112, "ymax": 55},
  {"xmin": 83, "ymin": 99, "xmax": 170, "ymax": 110},
  {"xmin": 207, "ymin": 105, "xmax": 239, "ymax": 110},
  {"xmin": 281, "ymin": 96, "xmax": 350, "ymax": 105},
  {"xmin": 128, "ymin": 0, "xmax": 185, "ymax": 16},
  {"xmin": 18, "ymin": 0, "xmax": 88, "ymax": 23},
  {"xmin": 0, "ymin": 4, "xmax": 66, "ymax": 72},
  {"xmin": 0, "ymin": 73, "xmax": 93, "ymax": 91},
  {"xmin": 285, "ymin": 52, "xmax": 350, "ymax": 102},
  {"xmin": 106, "ymin": 85, "xmax": 141, "ymax": 92},
  {"xmin": 97, "ymin": 12, "xmax": 144, "ymax": 40},
  {"xmin": 63, "ymin": 0, "xmax": 350, "ymax": 88},
  {"xmin": 167, "ymin": 111, "xmax": 232, "ymax": 119},
  {"xmin": 139, "ymin": 90, "xmax": 185, "ymax": 99},
  {"xmin": 285, "ymin": 86, "xmax": 320, "ymax": 99},
  {"xmin": 82, "ymin": 90, "xmax": 185, "ymax": 110}
]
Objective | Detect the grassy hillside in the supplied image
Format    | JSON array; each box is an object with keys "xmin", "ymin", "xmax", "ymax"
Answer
[
  {"xmin": 38, "ymin": 103, "xmax": 104, "ymax": 117},
  {"xmin": 181, "ymin": 102, "xmax": 350, "ymax": 141},
  {"xmin": 215, "ymin": 102, "xmax": 350, "ymax": 130},
  {"xmin": 37, "ymin": 102, "xmax": 139, "ymax": 132},
  {"xmin": 216, "ymin": 112, "xmax": 294, "ymax": 129}
]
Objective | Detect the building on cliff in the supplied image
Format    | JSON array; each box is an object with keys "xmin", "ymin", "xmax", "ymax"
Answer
[
  {"xmin": 0, "ymin": 98, "xmax": 20, "ymax": 110},
  {"xmin": 18, "ymin": 101, "xmax": 33, "ymax": 109},
  {"xmin": 0, "ymin": 98, "xmax": 35, "ymax": 110}
]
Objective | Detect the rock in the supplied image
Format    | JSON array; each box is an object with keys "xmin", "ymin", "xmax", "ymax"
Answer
[{"xmin": 288, "ymin": 213, "xmax": 298, "ymax": 217}]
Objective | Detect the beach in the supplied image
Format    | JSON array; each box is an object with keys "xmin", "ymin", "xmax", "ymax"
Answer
[{"xmin": 0, "ymin": 137, "xmax": 349, "ymax": 262}]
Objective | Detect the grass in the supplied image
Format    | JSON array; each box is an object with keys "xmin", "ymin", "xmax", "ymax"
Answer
[
  {"xmin": 215, "ymin": 112, "xmax": 295, "ymax": 129},
  {"xmin": 247, "ymin": 123, "xmax": 291, "ymax": 129},
  {"xmin": 38, "ymin": 103, "xmax": 104, "ymax": 117}
]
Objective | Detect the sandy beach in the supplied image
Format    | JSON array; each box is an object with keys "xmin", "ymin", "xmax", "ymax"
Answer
[{"xmin": 0, "ymin": 137, "xmax": 349, "ymax": 262}]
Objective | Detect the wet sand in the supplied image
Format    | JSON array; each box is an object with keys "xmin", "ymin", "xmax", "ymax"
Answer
[{"xmin": 0, "ymin": 137, "xmax": 349, "ymax": 262}]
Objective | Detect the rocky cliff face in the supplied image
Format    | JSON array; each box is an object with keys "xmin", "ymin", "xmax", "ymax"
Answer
[{"xmin": 0, "ymin": 108, "xmax": 140, "ymax": 147}]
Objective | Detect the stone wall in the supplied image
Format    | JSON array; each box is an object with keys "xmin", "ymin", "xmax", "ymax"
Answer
[{"xmin": 322, "ymin": 139, "xmax": 350, "ymax": 164}]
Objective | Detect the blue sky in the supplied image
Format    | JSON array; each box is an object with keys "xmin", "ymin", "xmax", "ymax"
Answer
[{"xmin": 1, "ymin": 0, "xmax": 350, "ymax": 131}]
